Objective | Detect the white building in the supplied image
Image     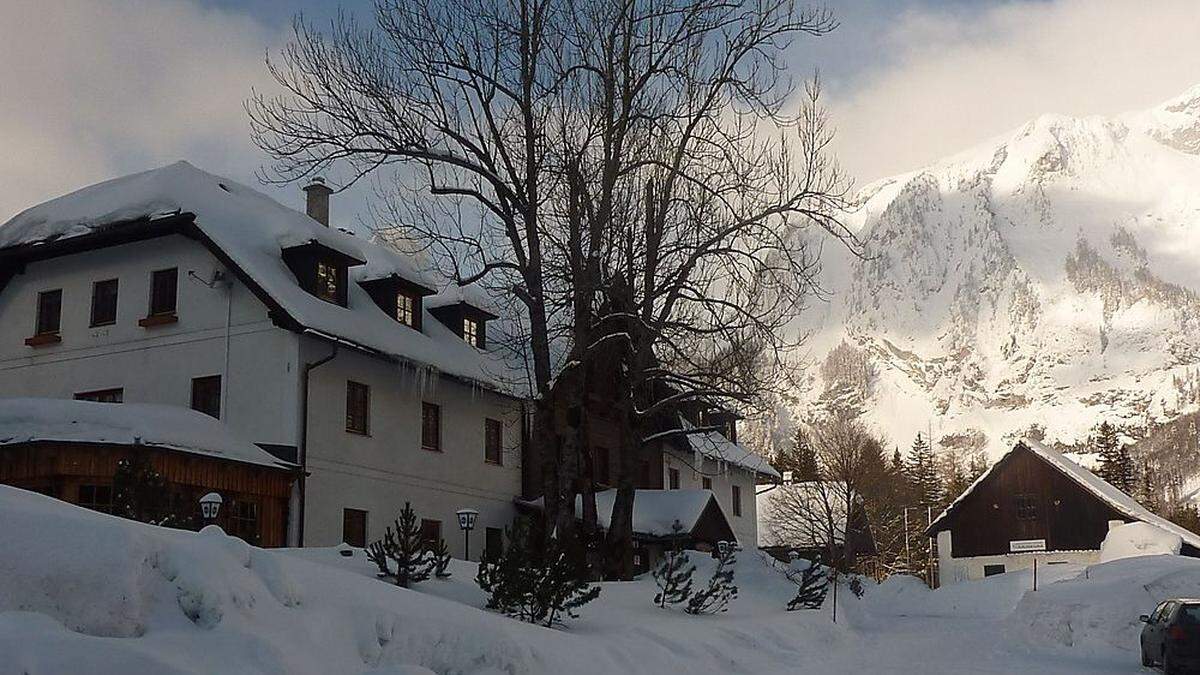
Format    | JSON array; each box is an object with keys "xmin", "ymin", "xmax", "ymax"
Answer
[
  {"xmin": 0, "ymin": 161, "xmax": 523, "ymax": 558},
  {"xmin": 0, "ymin": 160, "xmax": 770, "ymax": 556}
]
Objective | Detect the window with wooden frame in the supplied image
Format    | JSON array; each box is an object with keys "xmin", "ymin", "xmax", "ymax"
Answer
[
  {"xmin": 421, "ymin": 402, "xmax": 441, "ymax": 451},
  {"xmin": 343, "ymin": 508, "xmax": 368, "ymax": 547},
  {"xmin": 90, "ymin": 278, "xmax": 119, "ymax": 327},
  {"xmin": 316, "ymin": 260, "xmax": 340, "ymax": 304},
  {"xmin": 74, "ymin": 388, "xmax": 124, "ymax": 403},
  {"xmin": 345, "ymin": 381, "xmax": 370, "ymax": 435},
  {"xmin": 227, "ymin": 500, "xmax": 260, "ymax": 545},
  {"xmin": 396, "ymin": 291, "xmax": 416, "ymax": 327},
  {"xmin": 462, "ymin": 317, "xmax": 480, "ymax": 347},
  {"xmin": 484, "ymin": 418, "xmax": 503, "ymax": 465},
  {"xmin": 731, "ymin": 484, "xmax": 742, "ymax": 517},
  {"xmin": 702, "ymin": 476, "xmax": 713, "ymax": 491},
  {"xmin": 191, "ymin": 375, "xmax": 222, "ymax": 419},
  {"xmin": 35, "ymin": 289, "xmax": 62, "ymax": 335},
  {"xmin": 1014, "ymin": 494, "xmax": 1039, "ymax": 521},
  {"xmin": 78, "ymin": 484, "xmax": 113, "ymax": 514},
  {"xmin": 668, "ymin": 467, "xmax": 681, "ymax": 490},
  {"xmin": 420, "ymin": 518, "xmax": 442, "ymax": 548},
  {"xmin": 148, "ymin": 268, "xmax": 178, "ymax": 316}
]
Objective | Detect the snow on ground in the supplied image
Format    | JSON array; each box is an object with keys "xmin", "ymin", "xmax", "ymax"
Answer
[{"xmin": 0, "ymin": 485, "xmax": 1184, "ymax": 674}]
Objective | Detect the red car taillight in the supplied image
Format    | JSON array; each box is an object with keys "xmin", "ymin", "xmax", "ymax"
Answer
[{"xmin": 1170, "ymin": 625, "xmax": 1187, "ymax": 641}]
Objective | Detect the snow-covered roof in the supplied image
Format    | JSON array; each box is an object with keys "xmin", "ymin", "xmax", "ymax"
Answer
[
  {"xmin": 928, "ymin": 439, "xmax": 1200, "ymax": 550},
  {"xmin": 678, "ymin": 417, "xmax": 780, "ymax": 479},
  {"xmin": 755, "ymin": 482, "xmax": 853, "ymax": 549},
  {"xmin": 0, "ymin": 397, "xmax": 293, "ymax": 469},
  {"xmin": 582, "ymin": 489, "xmax": 727, "ymax": 538},
  {"xmin": 0, "ymin": 161, "xmax": 519, "ymax": 393}
]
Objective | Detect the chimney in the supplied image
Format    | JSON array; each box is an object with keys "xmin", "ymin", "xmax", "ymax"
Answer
[{"xmin": 303, "ymin": 177, "xmax": 333, "ymax": 226}]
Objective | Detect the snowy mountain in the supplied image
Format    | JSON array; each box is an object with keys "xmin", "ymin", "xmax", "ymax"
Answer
[{"xmin": 794, "ymin": 85, "xmax": 1200, "ymax": 459}]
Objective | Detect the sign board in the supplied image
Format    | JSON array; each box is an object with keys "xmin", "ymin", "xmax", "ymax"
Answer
[{"xmin": 1009, "ymin": 539, "xmax": 1047, "ymax": 553}]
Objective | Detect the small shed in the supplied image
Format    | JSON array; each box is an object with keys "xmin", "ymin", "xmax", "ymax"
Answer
[
  {"xmin": 928, "ymin": 439, "xmax": 1200, "ymax": 585},
  {"xmin": 0, "ymin": 398, "xmax": 297, "ymax": 546}
]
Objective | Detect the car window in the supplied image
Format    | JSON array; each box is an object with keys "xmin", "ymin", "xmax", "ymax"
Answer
[
  {"xmin": 1179, "ymin": 605, "xmax": 1200, "ymax": 625},
  {"xmin": 1152, "ymin": 602, "xmax": 1170, "ymax": 622},
  {"xmin": 1161, "ymin": 602, "xmax": 1179, "ymax": 623}
]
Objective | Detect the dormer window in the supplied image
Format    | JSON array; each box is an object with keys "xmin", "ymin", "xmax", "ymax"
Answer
[
  {"xmin": 463, "ymin": 317, "xmax": 480, "ymax": 347},
  {"xmin": 396, "ymin": 292, "xmax": 415, "ymax": 327},
  {"xmin": 281, "ymin": 240, "xmax": 364, "ymax": 308},
  {"xmin": 359, "ymin": 274, "xmax": 433, "ymax": 330},
  {"xmin": 316, "ymin": 260, "xmax": 340, "ymax": 303}
]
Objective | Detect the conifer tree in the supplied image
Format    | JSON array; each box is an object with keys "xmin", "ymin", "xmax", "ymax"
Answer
[
  {"xmin": 1095, "ymin": 421, "xmax": 1121, "ymax": 486},
  {"xmin": 111, "ymin": 454, "xmax": 174, "ymax": 526},
  {"xmin": 431, "ymin": 538, "xmax": 453, "ymax": 579},
  {"xmin": 652, "ymin": 521, "xmax": 696, "ymax": 608},
  {"xmin": 785, "ymin": 560, "xmax": 828, "ymax": 610},
  {"xmin": 365, "ymin": 502, "xmax": 434, "ymax": 588},
  {"xmin": 773, "ymin": 427, "xmax": 820, "ymax": 482},
  {"xmin": 905, "ymin": 434, "xmax": 942, "ymax": 507},
  {"xmin": 685, "ymin": 546, "xmax": 738, "ymax": 615}
]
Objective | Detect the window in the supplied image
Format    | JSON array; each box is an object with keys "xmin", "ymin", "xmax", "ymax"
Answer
[
  {"xmin": 343, "ymin": 508, "xmax": 368, "ymax": 547},
  {"xmin": 420, "ymin": 519, "xmax": 442, "ymax": 548},
  {"xmin": 396, "ymin": 292, "xmax": 416, "ymax": 327},
  {"xmin": 191, "ymin": 375, "xmax": 222, "ymax": 419},
  {"xmin": 75, "ymin": 388, "xmax": 123, "ymax": 403},
  {"xmin": 422, "ymin": 402, "xmax": 441, "ymax": 451},
  {"xmin": 1015, "ymin": 494, "xmax": 1038, "ymax": 521},
  {"xmin": 78, "ymin": 484, "xmax": 113, "ymax": 513},
  {"xmin": 595, "ymin": 446, "xmax": 611, "ymax": 485},
  {"xmin": 484, "ymin": 418, "xmax": 503, "ymax": 465},
  {"xmin": 983, "ymin": 564, "xmax": 1006, "ymax": 577},
  {"xmin": 227, "ymin": 500, "xmax": 260, "ymax": 544},
  {"xmin": 485, "ymin": 526, "xmax": 503, "ymax": 560},
  {"xmin": 35, "ymin": 289, "xmax": 62, "ymax": 335},
  {"xmin": 463, "ymin": 317, "xmax": 480, "ymax": 347},
  {"xmin": 702, "ymin": 476, "xmax": 713, "ymax": 491},
  {"xmin": 731, "ymin": 484, "xmax": 742, "ymax": 517},
  {"xmin": 345, "ymin": 381, "xmax": 370, "ymax": 435},
  {"xmin": 316, "ymin": 261, "xmax": 339, "ymax": 303},
  {"xmin": 149, "ymin": 268, "xmax": 178, "ymax": 316},
  {"xmin": 90, "ymin": 279, "xmax": 119, "ymax": 326},
  {"xmin": 668, "ymin": 468, "xmax": 681, "ymax": 490}
]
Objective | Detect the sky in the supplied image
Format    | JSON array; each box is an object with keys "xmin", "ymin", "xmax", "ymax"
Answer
[{"xmin": 3, "ymin": 0, "xmax": 1200, "ymax": 225}]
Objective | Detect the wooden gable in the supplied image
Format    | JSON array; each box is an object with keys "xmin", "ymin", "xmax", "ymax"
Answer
[{"xmin": 931, "ymin": 444, "xmax": 1129, "ymax": 557}]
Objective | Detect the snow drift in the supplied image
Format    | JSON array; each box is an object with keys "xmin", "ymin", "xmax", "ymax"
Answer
[{"xmin": 1099, "ymin": 521, "xmax": 1182, "ymax": 563}]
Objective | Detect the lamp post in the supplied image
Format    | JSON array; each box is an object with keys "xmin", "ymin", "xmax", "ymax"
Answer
[
  {"xmin": 199, "ymin": 492, "xmax": 223, "ymax": 527},
  {"xmin": 456, "ymin": 508, "xmax": 479, "ymax": 560}
]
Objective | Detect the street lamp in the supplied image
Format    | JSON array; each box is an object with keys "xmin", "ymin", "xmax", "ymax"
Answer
[
  {"xmin": 456, "ymin": 508, "xmax": 479, "ymax": 560},
  {"xmin": 200, "ymin": 492, "xmax": 223, "ymax": 525}
]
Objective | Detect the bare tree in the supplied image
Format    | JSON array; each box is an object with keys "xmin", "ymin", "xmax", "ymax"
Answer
[{"xmin": 248, "ymin": 0, "xmax": 858, "ymax": 579}]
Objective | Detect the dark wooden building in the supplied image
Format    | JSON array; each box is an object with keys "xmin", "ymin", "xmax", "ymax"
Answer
[
  {"xmin": 927, "ymin": 440, "xmax": 1200, "ymax": 585},
  {"xmin": 0, "ymin": 398, "xmax": 296, "ymax": 546}
]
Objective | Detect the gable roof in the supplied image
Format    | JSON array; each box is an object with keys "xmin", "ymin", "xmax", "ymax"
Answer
[
  {"xmin": 0, "ymin": 162, "xmax": 521, "ymax": 394},
  {"xmin": 927, "ymin": 439, "xmax": 1200, "ymax": 550},
  {"xmin": 676, "ymin": 417, "xmax": 780, "ymax": 479},
  {"xmin": 512, "ymin": 489, "xmax": 735, "ymax": 540},
  {"xmin": 0, "ymin": 397, "xmax": 292, "ymax": 469}
]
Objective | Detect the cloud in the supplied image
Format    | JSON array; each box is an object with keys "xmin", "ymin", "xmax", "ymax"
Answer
[
  {"xmin": 821, "ymin": 0, "xmax": 1200, "ymax": 186},
  {"xmin": 0, "ymin": 0, "xmax": 286, "ymax": 222}
]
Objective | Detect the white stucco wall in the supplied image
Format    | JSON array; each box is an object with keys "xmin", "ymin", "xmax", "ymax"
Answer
[
  {"xmin": 0, "ymin": 235, "xmax": 301, "ymax": 447},
  {"xmin": 661, "ymin": 449, "xmax": 760, "ymax": 547},
  {"xmin": 935, "ymin": 529, "xmax": 1101, "ymax": 586},
  {"xmin": 300, "ymin": 338, "xmax": 524, "ymax": 559}
]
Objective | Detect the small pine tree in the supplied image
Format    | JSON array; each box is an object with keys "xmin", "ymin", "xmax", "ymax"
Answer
[
  {"xmin": 652, "ymin": 521, "xmax": 695, "ymax": 608},
  {"xmin": 685, "ymin": 546, "xmax": 738, "ymax": 615},
  {"xmin": 111, "ymin": 454, "xmax": 174, "ymax": 526},
  {"xmin": 774, "ymin": 428, "xmax": 820, "ymax": 482},
  {"xmin": 1094, "ymin": 421, "xmax": 1122, "ymax": 485},
  {"xmin": 785, "ymin": 561, "xmax": 828, "ymax": 610},
  {"xmin": 477, "ymin": 518, "xmax": 600, "ymax": 627},
  {"xmin": 364, "ymin": 502, "xmax": 434, "ymax": 588},
  {"xmin": 431, "ymin": 538, "xmax": 452, "ymax": 579}
]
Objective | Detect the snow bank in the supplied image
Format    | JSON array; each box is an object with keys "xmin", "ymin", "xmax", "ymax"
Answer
[
  {"xmin": 1099, "ymin": 521, "xmax": 1182, "ymax": 563},
  {"xmin": 1007, "ymin": 555, "xmax": 1200, "ymax": 653}
]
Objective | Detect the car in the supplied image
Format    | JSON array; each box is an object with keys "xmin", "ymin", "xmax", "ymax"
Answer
[{"xmin": 1140, "ymin": 599, "xmax": 1200, "ymax": 673}]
